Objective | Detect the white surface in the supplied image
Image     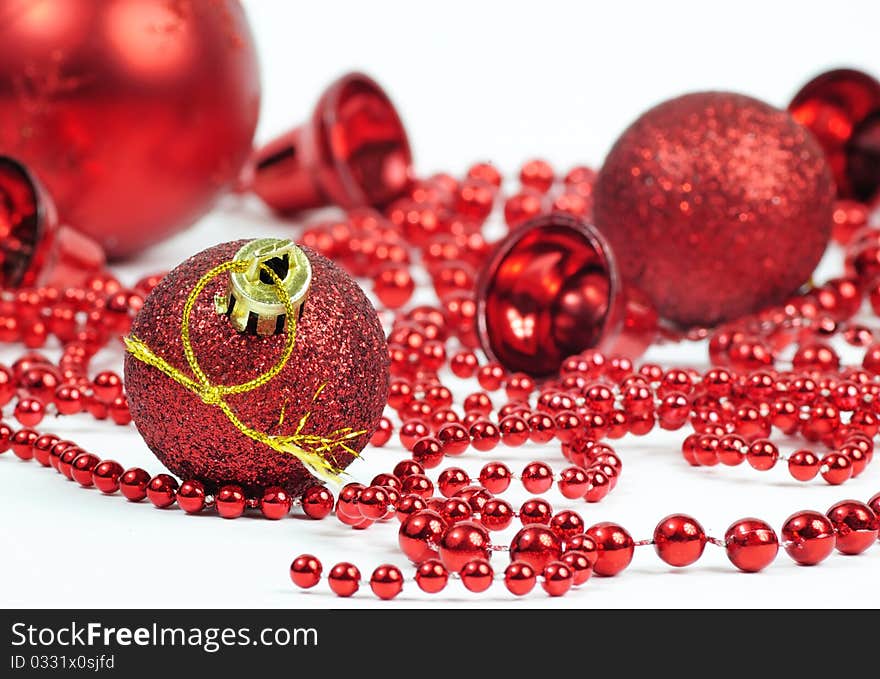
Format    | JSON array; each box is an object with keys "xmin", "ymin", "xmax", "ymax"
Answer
[{"xmin": 2, "ymin": 0, "xmax": 880, "ymax": 608}]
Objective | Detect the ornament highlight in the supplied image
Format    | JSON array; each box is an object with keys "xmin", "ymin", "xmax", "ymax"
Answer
[{"xmin": 594, "ymin": 91, "xmax": 834, "ymax": 327}]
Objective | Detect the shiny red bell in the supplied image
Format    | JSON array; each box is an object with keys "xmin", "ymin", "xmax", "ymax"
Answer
[
  {"xmin": 789, "ymin": 68, "xmax": 880, "ymax": 201},
  {"xmin": 475, "ymin": 213, "xmax": 657, "ymax": 378},
  {"xmin": 0, "ymin": 156, "xmax": 105, "ymax": 289},
  {"xmin": 246, "ymin": 72, "xmax": 413, "ymax": 214}
]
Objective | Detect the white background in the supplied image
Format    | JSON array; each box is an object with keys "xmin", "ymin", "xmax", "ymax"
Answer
[{"xmin": 2, "ymin": 0, "xmax": 880, "ymax": 608}]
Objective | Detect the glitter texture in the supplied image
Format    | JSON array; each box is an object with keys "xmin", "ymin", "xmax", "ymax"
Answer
[
  {"xmin": 124, "ymin": 241, "xmax": 389, "ymax": 495},
  {"xmin": 594, "ymin": 91, "xmax": 834, "ymax": 327}
]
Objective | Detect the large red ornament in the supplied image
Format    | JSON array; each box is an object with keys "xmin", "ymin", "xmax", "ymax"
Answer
[
  {"xmin": 0, "ymin": 155, "xmax": 104, "ymax": 288},
  {"xmin": 594, "ymin": 91, "xmax": 834, "ymax": 328},
  {"xmin": 247, "ymin": 72, "xmax": 412, "ymax": 215},
  {"xmin": 789, "ymin": 68, "xmax": 880, "ymax": 202},
  {"xmin": 0, "ymin": 0, "xmax": 260, "ymax": 259},
  {"xmin": 124, "ymin": 240, "xmax": 389, "ymax": 496}
]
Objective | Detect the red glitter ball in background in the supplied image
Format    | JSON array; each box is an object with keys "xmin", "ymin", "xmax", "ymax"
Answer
[
  {"xmin": 124, "ymin": 241, "xmax": 389, "ymax": 496},
  {"xmin": 594, "ymin": 91, "xmax": 834, "ymax": 327},
  {"xmin": 789, "ymin": 68, "xmax": 880, "ymax": 202}
]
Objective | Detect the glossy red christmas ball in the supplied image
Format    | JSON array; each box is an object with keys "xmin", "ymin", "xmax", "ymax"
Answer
[
  {"xmin": 125, "ymin": 241, "xmax": 389, "ymax": 497},
  {"xmin": 595, "ymin": 92, "xmax": 834, "ymax": 327},
  {"xmin": 789, "ymin": 69, "xmax": 880, "ymax": 202},
  {"xmin": 0, "ymin": 0, "xmax": 260, "ymax": 258},
  {"xmin": 290, "ymin": 554, "xmax": 322, "ymax": 589},
  {"xmin": 826, "ymin": 500, "xmax": 879, "ymax": 555}
]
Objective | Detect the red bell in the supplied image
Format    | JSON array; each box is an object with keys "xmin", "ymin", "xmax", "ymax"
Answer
[
  {"xmin": 475, "ymin": 213, "xmax": 657, "ymax": 378},
  {"xmin": 789, "ymin": 68, "xmax": 880, "ymax": 201},
  {"xmin": 246, "ymin": 72, "xmax": 413, "ymax": 214},
  {"xmin": 0, "ymin": 156, "xmax": 105, "ymax": 289}
]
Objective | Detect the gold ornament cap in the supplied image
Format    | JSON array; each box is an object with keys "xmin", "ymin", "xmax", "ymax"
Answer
[{"xmin": 214, "ymin": 238, "xmax": 311, "ymax": 336}]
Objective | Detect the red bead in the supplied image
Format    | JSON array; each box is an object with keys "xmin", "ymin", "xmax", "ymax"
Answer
[
  {"xmin": 504, "ymin": 561, "xmax": 537, "ymax": 596},
  {"xmin": 54, "ymin": 385, "xmax": 84, "ymax": 415},
  {"xmin": 31, "ymin": 435, "xmax": 58, "ymax": 466},
  {"xmin": 469, "ymin": 419, "xmax": 501, "ymax": 451},
  {"xmin": 216, "ymin": 485, "xmax": 246, "ymax": 519},
  {"xmin": 478, "ymin": 461, "xmax": 512, "ymax": 494},
  {"xmin": 13, "ymin": 397, "xmax": 44, "ymax": 427},
  {"xmin": 509, "ymin": 525, "xmax": 563, "ymax": 573},
  {"xmin": 435, "ymin": 422, "xmax": 469, "ymax": 457},
  {"xmin": 717, "ymin": 434, "xmax": 747, "ymax": 466},
  {"xmin": 527, "ymin": 412, "xmax": 556, "ymax": 443},
  {"xmin": 301, "ymin": 485, "xmax": 334, "ymax": 520},
  {"xmin": 869, "ymin": 492, "xmax": 880, "ymax": 525},
  {"xmin": 393, "ymin": 459, "xmax": 425, "ymax": 479},
  {"xmin": 826, "ymin": 500, "xmax": 879, "ymax": 554},
  {"xmin": 411, "ymin": 437, "xmax": 445, "ymax": 469},
  {"xmin": 476, "ymin": 363, "xmax": 506, "ymax": 391},
  {"xmin": 357, "ymin": 486, "xmax": 390, "ymax": 521},
  {"xmin": 437, "ymin": 467, "xmax": 470, "ymax": 498},
  {"xmin": 455, "ymin": 485, "xmax": 493, "ymax": 514},
  {"xmin": 480, "ymin": 498, "xmax": 514, "ymax": 531},
  {"xmin": 177, "ymin": 480, "xmax": 207, "ymax": 514},
  {"xmin": 438, "ymin": 520, "xmax": 491, "ymax": 573},
  {"xmin": 58, "ymin": 446, "xmax": 83, "ymax": 479},
  {"xmin": 460, "ymin": 559, "xmax": 494, "ymax": 593},
  {"xmin": 585, "ymin": 522, "xmax": 634, "ymax": 576},
  {"xmin": 788, "ymin": 449, "xmax": 821, "ymax": 481},
  {"xmin": 290, "ymin": 554, "xmax": 322, "ymax": 589},
  {"xmin": 781, "ymin": 511, "xmax": 836, "ymax": 565},
  {"xmin": 724, "ymin": 518, "xmax": 779, "ymax": 572},
  {"xmin": 561, "ymin": 550, "xmax": 594, "ymax": 585},
  {"xmin": 10, "ymin": 428, "xmax": 38, "ymax": 460},
  {"xmin": 401, "ymin": 474, "xmax": 434, "ymax": 498},
  {"xmin": 519, "ymin": 498, "xmax": 553, "ymax": 526},
  {"xmin": 520, "ymin": 158, "xmax": 555, "ymax": 193},
  {"xmin": 395, "ymin": 494, "xmax": 428, "ymax": 521},
  {"xmin": 260, "ymin": 486, "xmax": 293, "ymax": 520},
  {"xmin": 92, "ymin": 460, "xmax": 124, "ymax": 494},
  {"xmin": 541, "ymin": 561, "xmax": 574, "ymax": 597},
  {"xmin": 565, "ymin": 535, "xmax": 599, "ymax": 566},
  {"xmin": 328, "ymin": 563, "xmax": 361, "ymax": 597},
  {"xmin": 746, "ymin": 439, "xmax": 779, "ymax": 471},
  {"xmin": 370, "ymin": 564, "xmax": 404, "ymax": 600},
  {"xmin": 399, "ymin": 419, "xmax": 430, "ymax": 449},
  {"xmin": 583, "ymin": 469, "xmax": 612, "ymax": 503},
  {"xmin": 521, "ymin": 461, "xmax": 553, "ymax": 493},
  {"xmin": 120, "ymin": 468, "xmax": 151, "ymax": 502},
  {"xmin": 499, "ymin": 415, "xmax": 530, "ymax": 447},
  {"xmin": 820, "ymin": 452, "xmax": 853, "ymax": 485},
  {"xmin": 92, "ymin": 371, "xmax": 123, "ymax": 402},
  {"xmin": 415, "ymin": 559, "xmax": 449, "ymax": 593},
  {"xmin": 399, "ymin": 510, "xmax": 447, "ymax": 563},
  {"xmin": 0, "ymin": 421, "xmax": 13, "ymax": 453},
  {"xmin": 71, "ymin": 453, "xmax": 100, "ymax": 487},
  {"xmin": 450, "ymin": 350, "xmax": 479, "ymax": 378},
  {"xmin": 653, "ymin": 514, "xmax": 707, "ymax": 567},
  {"xmin": 558, "ymin": 466, "xmax": 590, "ymax": 499},
  {"xmin": 370, "ymin": 417, "xmax": 393, "ymax": 447},
  {"xmin": 374, "ymin": 265, "xmax": 414, "ymax": 309},
  {"xmin": 146, "ymin": 474, "xmax": 179, "ymax": 509}
]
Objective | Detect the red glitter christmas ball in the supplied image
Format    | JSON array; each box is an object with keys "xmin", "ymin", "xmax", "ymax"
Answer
[
  {"xmin": 594, "ymin": 92, "xmax": 834, "ymax": 327},
  {"xmin": 124, "ymin": 240, "xmax": 389, "ymax": 496}
]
